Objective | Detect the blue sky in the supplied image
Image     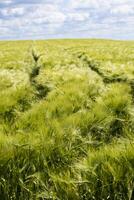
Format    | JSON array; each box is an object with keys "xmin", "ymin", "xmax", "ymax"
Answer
[{"xmin": 0, "ymin": 0, "xmax": 134, "ymax": 40}]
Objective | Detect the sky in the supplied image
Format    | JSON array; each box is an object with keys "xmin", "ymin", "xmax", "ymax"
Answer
[{"xmin": 0, "ymin": 0, "xmax": 134, "ymax": 40}]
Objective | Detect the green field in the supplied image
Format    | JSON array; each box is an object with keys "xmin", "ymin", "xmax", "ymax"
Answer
[{"xmin": 0, "ymin": 39, "xmax": 134, "ymax": 200}]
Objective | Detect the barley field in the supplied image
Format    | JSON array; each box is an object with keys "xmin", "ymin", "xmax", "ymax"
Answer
[{"xmin": 0, "ymin": 39, "xmax": 134, "ymax": 200}]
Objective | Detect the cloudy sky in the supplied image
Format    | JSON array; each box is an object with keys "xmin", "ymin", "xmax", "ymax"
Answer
[{"xmin": 0, "ymin": 0, "xmax": 134, "ymax": 40}]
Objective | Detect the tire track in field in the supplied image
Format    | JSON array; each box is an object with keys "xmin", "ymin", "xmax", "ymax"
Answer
[
  {"xmin": 76, "ymin": 51, "xmax": 134, "ymax": 99},
  {"xmin": 29, "ymin": 47, "xmax": 51, "ymax": 100}
]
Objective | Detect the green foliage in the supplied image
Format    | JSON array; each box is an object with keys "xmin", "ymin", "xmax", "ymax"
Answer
[
  {"xmin": 77, "ymin": 138, "xmax": 134, "ymax": 200},
  {"xmin": 0, "ymin": 39, "xmax": 134, "ymax": 199}
]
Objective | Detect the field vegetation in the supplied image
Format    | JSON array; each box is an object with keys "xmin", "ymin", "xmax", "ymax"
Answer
[{"xmin": 0, "ymin": 39, "xmax": 134, "ymax": 199}]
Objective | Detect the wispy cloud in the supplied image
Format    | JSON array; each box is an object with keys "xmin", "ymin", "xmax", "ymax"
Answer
[{"xmin": 0, "ymin": 0, "xmax": 134, "ymax": 40}]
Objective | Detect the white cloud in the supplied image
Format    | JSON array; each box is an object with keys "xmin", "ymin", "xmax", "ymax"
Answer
[
  {"xmin": 67, "ymin": 12, "xmax": 90, "ymax": 22},
  {"xmin": 1, "ymin": 7, "xmax": 25, "ymax": 16},
  {"xmin": 69, "ymin": 0, "xmax": 110, "ymax": 9},
  {"xmin": 30, "ymin": 4, "xmax": 66, "ymax": 24},
  {"xmin": 69, "ymin": 0, "xmax": 134, "ymax": 11},
  {"xmin": 0, "ymin": 0, "xmax": 134, "ymax": 39},
  {"xmin": 0, "ymin": 3, "xmax": 66, "ymax": 37},
  {"xmin": 111, "ymin": 5, "xmax": 134, "ymax": 15},
  {"xmin": 1, "ymin": 0, "xmax": 12, "ymax": 4}
]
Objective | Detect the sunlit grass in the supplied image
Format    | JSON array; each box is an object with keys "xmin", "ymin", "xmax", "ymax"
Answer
[{"xmin": 0, "ymin": 39, "xmax": 134, "ymax": 199}]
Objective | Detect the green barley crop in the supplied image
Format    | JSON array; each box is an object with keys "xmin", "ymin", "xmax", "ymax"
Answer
[{"xmin": 0, "ymin": 39, "xmax": 134, "ymax": 199}]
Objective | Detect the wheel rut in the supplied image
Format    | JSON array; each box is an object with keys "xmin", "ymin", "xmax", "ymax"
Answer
[{"xmin": 76, "ymin": 51, "xmax": 134, "ymax": 100}]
